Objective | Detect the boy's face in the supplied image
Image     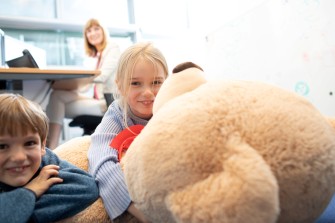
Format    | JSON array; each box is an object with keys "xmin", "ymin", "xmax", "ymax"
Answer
[
  {"xmin": 0, "ymin": 131, "xmax": 46, "ymax": 187},
  {"xmin": 127, "ymin": 59, "xmax": 166, "ymax": 120}
]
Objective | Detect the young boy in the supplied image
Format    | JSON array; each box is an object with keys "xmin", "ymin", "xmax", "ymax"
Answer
[{"xmin": 0, "ymin": 93, "xmax": 99, "ymax": 223}]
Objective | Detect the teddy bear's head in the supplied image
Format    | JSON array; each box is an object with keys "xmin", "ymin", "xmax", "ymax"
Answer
[
  {"xmin": 153, "ymin": 62, "xmax": 207, "ymax": 115},
  {"xmin": 123, "ymin": 63, "xmax": 335, "ymax": 223}
]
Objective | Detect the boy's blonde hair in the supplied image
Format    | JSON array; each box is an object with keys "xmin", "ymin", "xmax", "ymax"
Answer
[
  {"xmin": 114, "ymin": 42, "xmax": 169, "ymax": 124},
  {"xmin": 0, "ymin": 93, "xmax": 49, "ymax": 143},
  {"xmin": 83, "ymin": 18, "xmax": 109, "ymax": 57}
]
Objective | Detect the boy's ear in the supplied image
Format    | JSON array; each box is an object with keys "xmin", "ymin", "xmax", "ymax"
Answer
[{"xmin": 41, "ymin": 139, "xmax": 47, "ymax": 155}]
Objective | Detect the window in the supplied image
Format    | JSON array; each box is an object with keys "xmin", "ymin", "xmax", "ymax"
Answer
[
  {"xmin": 0, "ymin": 0, "xmax": 133, "ymax": 66},
  {"xmin": 0, "ymin": 0, "xmax": 56, "ymax": 19},
  {"xmin": 3, "ymin": 29, "xmax": 132, "ymax": 66}
]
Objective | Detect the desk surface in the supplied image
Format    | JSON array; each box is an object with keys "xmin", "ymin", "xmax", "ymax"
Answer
[{"xmin": 0, "ymin": 67, "xmax": 100, "ymax": 80}]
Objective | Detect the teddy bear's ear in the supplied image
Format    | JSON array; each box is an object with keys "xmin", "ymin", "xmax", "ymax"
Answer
[{"xmin": 153, "ymin": 67, "xmax": 207, "ymax": 114}]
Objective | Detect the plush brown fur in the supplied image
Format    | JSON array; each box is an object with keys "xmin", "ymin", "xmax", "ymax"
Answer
[
  {"xmin": 122, "ymin": 67, "xmax": 335, "ymax": 223},
  {"xmin": 53, "ymin": 136, "xmax": 138, "ymax": 223},
  {"xmin": 172, "ymin": 61, "xmax": 204, "ymax": 73}
]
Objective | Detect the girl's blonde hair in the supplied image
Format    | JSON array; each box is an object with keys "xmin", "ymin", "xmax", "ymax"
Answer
[
  {"xmin": 83, "ymin": 18, "xmax": 110, "ymax": 57},
  {"xmin": 114, "ymin": 42, "xmax": 169, "ymax": 124},
  {"xmin": 0, "ymin": 93, "xmax": 49, "ymax": 143}
]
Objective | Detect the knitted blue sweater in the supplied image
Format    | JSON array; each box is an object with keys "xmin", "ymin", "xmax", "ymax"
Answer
[{"xmin": 0, "ymin": 148, "xmax": 99, "ymax": 223}]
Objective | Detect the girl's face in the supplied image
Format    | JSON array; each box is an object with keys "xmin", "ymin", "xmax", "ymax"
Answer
[
  {"xmin": 0, "ymin": 131, "xmax": 45, "ymax": 187},
  {"xmin": 127, "ymin": 59, "xmax": 166, "ymax": 120},
  {"xmin": 86, "ymin": 25, "xmax": 104, "ymax": 48}
]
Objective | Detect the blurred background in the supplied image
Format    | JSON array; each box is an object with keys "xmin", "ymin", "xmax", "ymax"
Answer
[{"xmin": 1, "ymin": 0, "xmax": 335, "ymax": 116}]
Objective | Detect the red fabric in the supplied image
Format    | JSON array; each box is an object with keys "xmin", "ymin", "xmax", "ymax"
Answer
[
  {"xmin": 110, "ymin": 125, "xmax": 145, "ymax": 161},
  {"xmin": 93, "ymin": 84, "xmax": 99, "ymax": 99}
]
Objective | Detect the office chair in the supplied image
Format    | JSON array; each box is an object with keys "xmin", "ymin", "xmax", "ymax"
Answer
[{"xmin": 68, "ymin": 93, "xmax": 113, "ymax": 135}]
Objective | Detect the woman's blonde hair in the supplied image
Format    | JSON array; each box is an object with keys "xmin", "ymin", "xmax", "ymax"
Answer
[
  {"xmin": 114, "ymin": 42, "xmax": 169, "ymax": 124},
  {"xmin": 83, "ymin": 18, "xmax": 110, "ymax": 57},
  {"xmin": 0, "ymin": 93, "xmax": 49, "ymax": 143}
]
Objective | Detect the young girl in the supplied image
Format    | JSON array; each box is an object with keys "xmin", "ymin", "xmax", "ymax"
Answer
[
  {"xmin": 88, "ymin": 42, "xmax": 169, "ymax": 222},
  {"xmin": 46, "ymin": 18, "xmax": 120, "ymax": 149},
  {"xmin": 0, "ymin": 93, "xmax": 99, "ymax": 223}
]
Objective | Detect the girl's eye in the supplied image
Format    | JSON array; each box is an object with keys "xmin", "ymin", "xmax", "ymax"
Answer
[
  {"xmin": 153, "ymin": 80, "xmax": 163, "ymax": 85},
  {"xmin": 131, "ymin": 81, "xmax": 141, "ymax": 86}
]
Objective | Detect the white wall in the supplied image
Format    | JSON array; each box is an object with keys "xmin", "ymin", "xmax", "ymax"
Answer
[
  {"xmin": 203, "ymin": 0, "xmax": 335, "ymax": 115},
  {"xmin": 144, "ymin": 0, "xmax": 334, "ymax": 116}
]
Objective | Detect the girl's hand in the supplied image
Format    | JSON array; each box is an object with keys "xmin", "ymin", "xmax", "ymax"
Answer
[
  {"xmin": 24, "ymin": 164, "xmax": 63, "ymax": 198},
  {"xmin": 127, "ymin": 202, "xmax": 151, "ymax": 223}
]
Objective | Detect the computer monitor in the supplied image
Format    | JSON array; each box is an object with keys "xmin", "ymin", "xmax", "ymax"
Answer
[
  {"xmin": 6, "ymin": 49, "xmax": 39, "ymax": 68},
  {"xmin": 0, "ymin": 29, "xmax": 5, "ymax": 67}
]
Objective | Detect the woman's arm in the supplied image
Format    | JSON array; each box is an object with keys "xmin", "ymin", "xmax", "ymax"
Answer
[{"xmin": 93, "ymin": 42, "xmax": 120, "ymax": 83}]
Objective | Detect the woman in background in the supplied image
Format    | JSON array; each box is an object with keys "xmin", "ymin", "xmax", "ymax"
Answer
[{"xmin": 46, "ymin": 18, "xmax": 121, "ymax": 149}]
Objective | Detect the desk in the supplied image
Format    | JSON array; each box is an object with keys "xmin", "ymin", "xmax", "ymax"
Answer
[
  {"xmin": 0, "ymin": 67, "xmax": 99, "ymax": 80},
  {"xmin": 0, "ymin": 67, "xmax": 99, "ymax": 90}
]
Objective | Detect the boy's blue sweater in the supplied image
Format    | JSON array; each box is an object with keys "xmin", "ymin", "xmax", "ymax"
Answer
[
  {"xmin": 315, "ymin": 194, "xmax": 335, "ymax": 223},
  {"xmin": 0, "ymin": 148, "xmax": 99, "ymax": 223}
]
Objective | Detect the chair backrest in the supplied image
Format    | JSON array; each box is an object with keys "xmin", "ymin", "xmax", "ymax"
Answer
[{"xmin": 104, "ymin": 93, "xmax": 114, "ymax": 107}]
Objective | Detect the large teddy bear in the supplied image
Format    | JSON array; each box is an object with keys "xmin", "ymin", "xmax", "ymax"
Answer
[
  {"xmin": 53, "ymin": 63, "xmax": 335, "ymax": 223},
  {"xmin": 53, "ymin": 136, "xmax": 138, "ymax": 223},
  {"xmin": 122, "ymin": 63, "xmax": 335, "ymax": 223}
]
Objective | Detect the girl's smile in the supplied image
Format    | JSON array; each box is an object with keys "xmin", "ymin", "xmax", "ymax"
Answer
[{"xmin": 127, "ymin": 59, "xmax": 166, "ymax": 120}]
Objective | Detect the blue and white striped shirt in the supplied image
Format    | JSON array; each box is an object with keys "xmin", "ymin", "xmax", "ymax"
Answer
[{"xmin": 88, "ymin": 100, "xmax": 149, "ymax": 219}]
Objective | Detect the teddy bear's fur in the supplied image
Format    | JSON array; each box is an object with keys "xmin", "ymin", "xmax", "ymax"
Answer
[
  {"xmin": 53, "ymin": 136, "xmax": 138, "ymax": 223},
  {"xmin": 122, "ymin": 66, "xmax": 335, "ymax": 223}
]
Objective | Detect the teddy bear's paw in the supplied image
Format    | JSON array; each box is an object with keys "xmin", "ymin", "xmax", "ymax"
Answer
[{"xmin": 165, "ymin": 139, "xmax": 280, "ymax": 223}]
